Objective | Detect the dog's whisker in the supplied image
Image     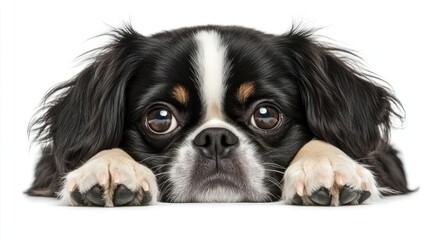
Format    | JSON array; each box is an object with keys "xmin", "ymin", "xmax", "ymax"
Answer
[
  {"xmin": 261, "ymin": 162, "xmax": 286, "ymax": 170},
  {"xmin": 151, "ymin": 163, "xmax": 174, "ymax": 171},
  {"xmin": 139, "ymin": 155, "xmax": 170, "ymax": 163},
  {"xmin": 264, "ymin": 168, "xmax": 286, "ymax": 175},
  {"xmin": 266, "ymin": 177, "xmax": 282, "ymax": 190},
  {"xmin": 155, "ymin": 172, "xmax": 171, "ymax": 179}
]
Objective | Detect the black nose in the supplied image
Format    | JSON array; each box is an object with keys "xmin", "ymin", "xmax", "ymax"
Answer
[{"xmin": 193, "ymin": 128, "xmax": 239, "ymax": 159}]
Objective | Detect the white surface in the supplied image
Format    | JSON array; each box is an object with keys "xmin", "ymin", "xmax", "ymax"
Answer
[{"xmin": 0, "ymin": 0, "xmax": 427, "ymax": 239}]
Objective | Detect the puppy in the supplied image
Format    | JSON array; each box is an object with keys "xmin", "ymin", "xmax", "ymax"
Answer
[{"xmin": 27, "ymin": 25, "xmax": 411, "ymax": 206}]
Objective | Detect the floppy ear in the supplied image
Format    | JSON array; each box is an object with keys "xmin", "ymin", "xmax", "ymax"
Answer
[
  {"xmin": 276, "ymin": 28, "xmax": 403, "ymax": 159},
  {"xmin": 31, "ymin": 26, "xmax": 146, "ymax": 174}
]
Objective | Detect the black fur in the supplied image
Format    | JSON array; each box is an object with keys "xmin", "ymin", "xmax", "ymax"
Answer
[
  {"xmin": 276, "ymin": 28, "xmax": 402, "ymax": 159},
  {"xmin": 27, "ymin": 25, "xmax": 411, "ymax": 200},
  {"xmin": 30, "ymin": 26, "xmax": 145, "ymax": 174}
]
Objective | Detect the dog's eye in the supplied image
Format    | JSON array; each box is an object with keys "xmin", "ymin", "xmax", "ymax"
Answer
[
  {"xmin": 251, "ymin": 106, "xmax": 280, "ymax": 129},
  {"xmin": 146, "ymin": 108, "xmax": 178, "ymax": 134}
]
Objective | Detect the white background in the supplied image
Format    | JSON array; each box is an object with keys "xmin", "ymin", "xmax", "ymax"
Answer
[{"xmin": 1, "ymin": 0, "xmax": 428, "ymax": 239}]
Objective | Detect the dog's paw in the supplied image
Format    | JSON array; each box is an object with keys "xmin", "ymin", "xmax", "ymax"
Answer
[
  {"xmin": 59, "ymin": 149, "xmax": 158, "ymax": 207},
  {"xmin": 282, "ymin": 140, "xmax": 379, "ymax": 206}
]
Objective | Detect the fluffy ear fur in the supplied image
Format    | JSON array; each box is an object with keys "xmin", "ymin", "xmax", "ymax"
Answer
[
  {"xmin": 30, "ymin": 26, "xmax": 146, "ymax": 174},
  {"xmin": 276, "ymin": 28, "xmax": 403, "ymax": 159}
]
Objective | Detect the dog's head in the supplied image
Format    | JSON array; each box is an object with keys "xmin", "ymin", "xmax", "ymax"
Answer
[{"xmin": 33, "ymin": 25, "xmax": 401, "ymax": 202}]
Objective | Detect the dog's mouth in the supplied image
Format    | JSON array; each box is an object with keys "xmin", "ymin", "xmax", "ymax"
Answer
[
  {"xmin": 198, "ymin": 173, "xmax": 243, "ymax": 190},
  {"xmin": 189, "ymin": 159, "xmax": 249, "ymax": 194},
  {"xmin": 183, "ymin": 169, "xmax": 251, "ymax": 202}
]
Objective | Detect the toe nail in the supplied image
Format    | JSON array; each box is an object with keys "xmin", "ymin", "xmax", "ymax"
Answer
[
  {"xmin": 113, "ymin": 184, "xmax": 135, "ymax": 206},
  {"xmin": 310, "ymin": 187, "xmax": 331, "ymax": 206},
  {"xmin": 339, "ymin": 186, "xmax": 359, "ymax": 205},
  {"xmin": 296, "ymin": 180, "xmax": 305, "ymax": 196},
  {"xmin": 358, "ymin": 191, "xmax": 371, "ymax": 204},
  {"xmin": 86, "ymin": 185, "xmax": 104, "ymax": 206},
  {"xmin": 141, "ymin": 181, "xmax": 149, "ymax": 192}
]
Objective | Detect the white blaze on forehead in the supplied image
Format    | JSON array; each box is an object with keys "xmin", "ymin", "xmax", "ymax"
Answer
[{"xmin": 194, "ymin": 30, "xmax": 229, "ymax": 121}]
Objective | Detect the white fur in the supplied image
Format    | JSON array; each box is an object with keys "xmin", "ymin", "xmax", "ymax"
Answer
[
  {"xmin": 282, "ymin": 140, "xmax": 380, "ymax": 206},
  {"xmin": 170, "ymin": 31, "xmax": 266, "ymax": 202},
  {"xmin": 169, "ymin": 119, "xmax": 268, "ymax": 202},
  {"xmin": 194, "ymin": 30, "xmax": 229, "ymax": 121},
  {"xmin": 59, "ymin": 148, "xmax": 158, "ymax": 207}
]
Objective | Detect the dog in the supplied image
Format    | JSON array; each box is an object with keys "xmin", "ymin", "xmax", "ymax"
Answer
[{"xmin": 27, "ymin": 25, "xmax": 411, "ymax": 206}]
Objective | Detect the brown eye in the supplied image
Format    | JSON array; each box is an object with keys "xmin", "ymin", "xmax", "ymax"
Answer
[
  {"xmin": 251, "ymin": 106, "xmax": 280, "ymax": 129},
  {"xmin": 146, "ymin": 108, "xmax": 178, "ymax": 134}
]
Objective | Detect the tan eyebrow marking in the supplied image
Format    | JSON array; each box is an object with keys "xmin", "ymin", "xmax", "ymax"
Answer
[
  {"xmin": 237, "ymin": 82, "xmax": 255, "ymax": 103},
  {"xmin": 172, "ymin": 85, "xmax": 189, "ymax": 105}
]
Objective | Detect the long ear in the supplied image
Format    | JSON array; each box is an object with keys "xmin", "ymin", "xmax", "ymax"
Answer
[
  {"xmin": 276, "ymin": 28, "xmax": 403, "ymax": 158},
  {"xmin": 30, "ymin": 25, "xmax": 145, "ymax": 174}
]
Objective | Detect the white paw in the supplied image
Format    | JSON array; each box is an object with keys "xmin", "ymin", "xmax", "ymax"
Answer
[
  {"xmin": 282, "ymin": 140, "xmax": 379, "ymax": 206},
  {"xmin": 59, "ymin": 149, "xmax": 158, "ymax": 207}
]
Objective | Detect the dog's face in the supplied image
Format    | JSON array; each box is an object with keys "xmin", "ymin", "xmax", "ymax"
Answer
[
  {"xmin": 35, "ymin": 26, "xmax": 398, "ymax": 203},
  {"xmin": 124, "ymin": 28, "xmax": 311, "ymax": 202}
]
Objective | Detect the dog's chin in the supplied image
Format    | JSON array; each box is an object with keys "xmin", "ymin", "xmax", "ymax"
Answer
[
  {"xmin": 171, "ymin": 172, "xmax": 268, "ymax": 203},
  {"xmin": 200, "ymin": 174, "xmax": 243, "ymax": 190},
  {"xmin": 190, "ymin": 173, "xmax": 246, "ymax": 202},
  {"xmin": 191, "ymin": 185, "xmax": 247, "ymax": 203}
]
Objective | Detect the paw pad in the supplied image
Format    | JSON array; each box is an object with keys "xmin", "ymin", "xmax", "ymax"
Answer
[
  {"xmin": 283, "ymin": 141, "xmax": 379, "ymax": 206},
  {"xmin": 60, "ymin": 149, "xmax": 158, "ymax": 207},
  {"xmin": 291, "ymin": 186, "xmax": 372, "ymax": 206}
]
